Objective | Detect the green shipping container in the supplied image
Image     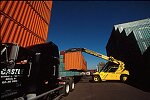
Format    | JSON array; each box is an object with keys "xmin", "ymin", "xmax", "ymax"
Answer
[
  {"xmin": 59, "ymin": 54, "xmax": 82, "ymax": 77},
  {"xmin": 59, "ymin": 71, "xmax": 75, "ymax": 77},
  {"xmin": 60, "ymin": 58, "xmax": 63, "ymax": 63},
  {"xmin": 59, "ymin": 62, "xmax": 81, "ymax": 77},
  {"xmin": 59, "ymin": 63, "xmax": 65, "ymax": 71},
  {"xmin": 137, "ymin": 39, "xmax": 150, "ymax": 54},
  {"xmin": 60, "ymin": 55, "xmax": 64, "ymax": 59}
]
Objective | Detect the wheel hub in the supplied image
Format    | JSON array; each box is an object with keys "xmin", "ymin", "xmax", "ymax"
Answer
[{"xmin": 94, "ymin": 77, "xmax": 98, "ymax": 81}]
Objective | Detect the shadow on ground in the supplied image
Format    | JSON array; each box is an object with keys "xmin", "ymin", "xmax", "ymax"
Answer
[{"xmin": 79, "ymin": 75, "xmax": 150, "ymax": 92}]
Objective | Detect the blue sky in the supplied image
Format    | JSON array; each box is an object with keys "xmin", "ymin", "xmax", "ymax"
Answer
[{"xmin": 48, "ymin": 1, "xmax": 150, "ymax": 69}]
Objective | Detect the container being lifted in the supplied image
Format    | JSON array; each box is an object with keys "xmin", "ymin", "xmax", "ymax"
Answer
[
  {"xmin": 58, "ymin": 51, "xmax": 87, "ymax": 95},
  {"xmin": 64, "ymin": 51, "xmax": 87, "ymax": 71},
  {"xmin": 64, "ymin": 48, "xmax": 129, "ymax": 82}
]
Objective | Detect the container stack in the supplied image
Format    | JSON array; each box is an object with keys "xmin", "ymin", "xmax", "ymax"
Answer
[
  {"xmin": 1, "ymin": 1, "xmax": 52, "ymax": 47},
  {"xmin": 106, "ymin": 18, "xmax": 150, "ymax": 90},
  {"xmin": 59, "ymin": 52, "xmax": 83, "ymax": 77}
]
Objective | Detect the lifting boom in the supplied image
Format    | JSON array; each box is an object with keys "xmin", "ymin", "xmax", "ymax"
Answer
[
  {"xmin": 65, "ymin": 48, "xmax": 129, "ymax": 82},
  {"xmin": 65, "ymin": 48, "xmax": 123, "ymax": 65}
]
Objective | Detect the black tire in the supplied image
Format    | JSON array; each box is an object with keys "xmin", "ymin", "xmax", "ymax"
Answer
[
  {"xmin": 93, "ymin": 75, "xmax": 101, "ymax": 83},
  {"xmin": 63, "ymin": 83, "xmax": 70, "ymax": 96},
  {"xmin": 69, "ymin": 79, "xmax": 75, "ymax": 92},
  {"xmin": 120, "ymin": 74, "xmax": 128, "ymax": 82}
]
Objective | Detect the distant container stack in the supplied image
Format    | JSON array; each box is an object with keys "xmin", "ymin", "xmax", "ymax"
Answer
[
  {"xmin": 1, "ymin": 1, "xmax": 52, "ymax": 47},
  {"xmin": 106, "ymin": 18, "xmax": 150, "ymax": 89}
]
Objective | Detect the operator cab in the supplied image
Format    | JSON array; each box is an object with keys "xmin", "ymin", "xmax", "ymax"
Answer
[{"xmin": 100, "ymin": 62, "xmax": 119, "ymax": 73}]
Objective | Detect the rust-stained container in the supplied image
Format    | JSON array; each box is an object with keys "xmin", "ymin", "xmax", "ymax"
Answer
[
  {"xmin": 64, "ymin": 51, "xmax": 87, "ymax": 71},
  {"xmin": 0, "ymin": 1, "xmax": 52, "ymax": 47}
]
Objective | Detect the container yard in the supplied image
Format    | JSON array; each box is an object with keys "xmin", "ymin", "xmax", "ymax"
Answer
[{"xmin": 1, "ymin": 1, "xmax": 150, "ymax": 100}]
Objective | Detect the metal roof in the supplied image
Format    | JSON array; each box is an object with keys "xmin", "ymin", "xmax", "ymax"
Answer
[
  {"xmin": 114, "ymin": 18, "xmax": 150, "ymax": 34},
  {"xmin": 114, "ymin": 18, "xmax": 150, "ymax": 54}
]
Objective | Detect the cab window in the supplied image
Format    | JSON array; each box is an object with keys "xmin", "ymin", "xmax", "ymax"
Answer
[
  {"xmin": 108, "ymin": 67, "xmax": 118, "ymax": 72},
  {"xmin": 101, "ymin": 62, "xmax": 119, "ymax": 72}
]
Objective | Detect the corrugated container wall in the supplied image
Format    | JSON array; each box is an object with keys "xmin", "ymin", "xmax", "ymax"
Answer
[
  {"xmin": 64, "ymin": 51, "xmax": 87, "ymax": 71},
  {"xmin": 0, "ymin": 1, "xmax": 52, "ymax": 47},
  {"xmin": 106, "ymin": 18, "xmax": 150, "ymax": 91},
  {"xmin": 59, "ymin": 54, "xmax": 81, "ymax": 77}
]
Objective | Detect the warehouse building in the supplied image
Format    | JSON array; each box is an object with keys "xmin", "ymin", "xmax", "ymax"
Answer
[
  {"xmin": 106, "ymin": 18, "xmax": 150, "ymax": 91},
  {"xmin": 1, "ymin": 1, "xmax": 52, "ymax": 47}
]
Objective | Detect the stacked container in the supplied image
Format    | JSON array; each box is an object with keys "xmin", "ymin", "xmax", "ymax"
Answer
[
  {"xmin": 1, "ymin": 1, "xmax": 52, "ymax": 47},
  {"xmin": 106, "ymin": 18, "xmax": 150, "ymax": 91},
  {"xmin": 59, "ymin": 53, "xmax": 82, "ymax": 77}
]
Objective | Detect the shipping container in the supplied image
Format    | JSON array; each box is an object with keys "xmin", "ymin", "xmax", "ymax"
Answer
[
  {"xmin": 106, "ymin": 18, "xmax": 150, "ymax": 91},
  {"xmin": 0, "ymin": 1, "xmax": 52, "ymax": 47},
  {"xmin": 59, "ymin": 53, "xmax": 82, "ymax": 77},
  {"xmin": 58, "ymin": 52, "xmax": 84, "ymax": 95},
  {"xmin": 59, "ymin": 63, "xmax": 82, "ymax": 77},
  {"xmin": 64, "ymin": 51, "xmax": 87, "ymax": 71}
]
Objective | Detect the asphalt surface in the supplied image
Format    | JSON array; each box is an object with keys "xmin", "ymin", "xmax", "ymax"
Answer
[{"xmin": 61, "ymin": 76, "xmax": 150, "ymax": 100}]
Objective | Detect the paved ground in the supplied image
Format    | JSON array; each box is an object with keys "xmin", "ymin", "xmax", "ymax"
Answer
[{"xmin": 60, "ymin": 76, "xmax": 150, "ymax": 100}]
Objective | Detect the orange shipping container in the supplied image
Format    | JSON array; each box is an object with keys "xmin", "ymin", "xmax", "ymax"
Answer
[
  {"xmin": 64, "ymin": 51, "xmax": 87, "ymax": 71},
  {"xmin": 0, "ymin": 1, "xmax": 52, "ymax": 47}
]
